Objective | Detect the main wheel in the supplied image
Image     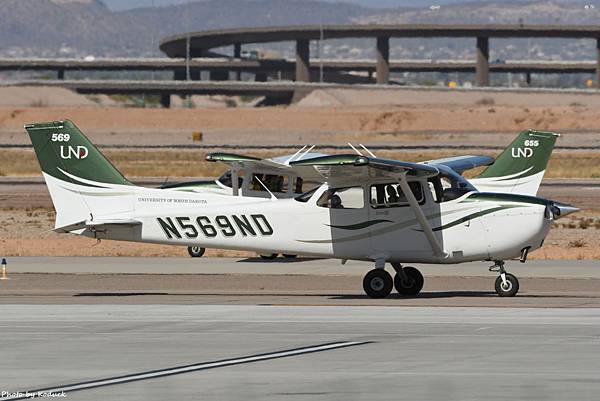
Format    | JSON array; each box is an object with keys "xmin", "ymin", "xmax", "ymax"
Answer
[
  {"xmin": 394, "ymin": 266, "xmax": 424, "ymax": 296},
  {"xmin": 260, "ymin": 253, "xmax": 278, "ymax": 260},
  {"xmin": 187, "ymin": 246, "xmax": 205, "ymax": 258},
  {"xmin": 282, "ymin": 254, "xmax": 298, "ymax": 259},
  {"xmin": 495, "ymin": 273, "xmax": 519, "ymax": 297},
  {"xmin": 363, "ymin": 269, "xmax": 393, "ymax": 299}
]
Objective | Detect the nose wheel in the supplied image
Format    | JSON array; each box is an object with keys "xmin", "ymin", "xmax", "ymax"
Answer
[{"xmin": 490, "ymin": 260, "xmax": 519, "ymax": 297}]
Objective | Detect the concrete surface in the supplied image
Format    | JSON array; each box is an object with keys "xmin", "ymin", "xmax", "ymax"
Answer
[
  {"xmin": 4, "ymin": 257, "xmax": 599, "ymax": 278},
  {"xmin": 1, "ymin": 258, "xmax": 599, "ymax": 307},
  {"xmin": 1, "ymin": 305, "xmax": 599, "ymax": 401}
]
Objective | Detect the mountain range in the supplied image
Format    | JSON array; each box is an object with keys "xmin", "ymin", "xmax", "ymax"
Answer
[{"xmin": 1, "ymin": 0, "xmax": 599, "ymax": 59}]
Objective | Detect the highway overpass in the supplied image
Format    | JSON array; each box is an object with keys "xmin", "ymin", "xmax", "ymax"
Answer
[{"xmin": 160, "ymin": 24, "xmax": 600, "ymax": 87}]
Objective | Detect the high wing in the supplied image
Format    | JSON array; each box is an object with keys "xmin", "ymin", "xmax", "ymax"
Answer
[
  {"xmin": 207, "ymin": 152, "xmax": 442, "ymax": 184},
  {"xmin": 206, "ymin": 151, "xmax": 327, "ymax": 172},
  {"xmin": 289, "ymin": 154, "xmax": 440, "ymax": 183},
  {"xmin": 423, "ymin": 155, "xmax": 495, "ymax": 174}
]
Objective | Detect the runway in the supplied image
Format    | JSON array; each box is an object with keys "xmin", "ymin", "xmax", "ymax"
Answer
[
  {"xmin": 1, "ymin": 257, "xmax": 599, "ymax": 307},
  {"xmin": 1, "ymin": 305, "xmax": 599, "ymax": 401}
]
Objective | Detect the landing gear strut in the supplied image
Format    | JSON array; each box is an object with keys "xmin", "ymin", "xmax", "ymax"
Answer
[
  {"xmin": 490, "ymin": 260, "xmax": 519, "ymax": 297},
  {"xmin": 391, "ymin": 263, "xmax": 424, "ymax": 296}
]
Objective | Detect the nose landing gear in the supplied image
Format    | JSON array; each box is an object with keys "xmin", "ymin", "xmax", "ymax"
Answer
[{"xmin": 490, "ymin": 260, "xmax": 519, "ymax": 297}]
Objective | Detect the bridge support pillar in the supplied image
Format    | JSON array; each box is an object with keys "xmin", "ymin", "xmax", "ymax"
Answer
[
  {"xmin": 526, "ymin": 72, "xmax": 531, "ymax": 86},
  {"xmin": 160, "ymin": 94, "xmax": 171, "ymax": 108},
  {"xmin": 234, "ymin": 43, "xmax": 242, "ymax": 80},
  {"xmin": 295, "ymin": 39, "xmax": 310, "ymax": 82},
  {"xmin": 57, "ymin": 69, "xmax": 65, "ymax": 80},
  {"xmin": 376, "ymin": 36, "xmax": 390, "ymax": 84},
  {"xmin": 476, "ymin": 36, "xmax": 489, "ymax": 87},
  {"xmin": 596, "ymin": 38, "xmax": 600, "ymax": 89}
]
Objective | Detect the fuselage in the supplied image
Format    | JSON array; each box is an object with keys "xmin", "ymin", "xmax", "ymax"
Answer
[{"xmin": 81, "ymin": 179, "xmax": 553, "ymax": 264}]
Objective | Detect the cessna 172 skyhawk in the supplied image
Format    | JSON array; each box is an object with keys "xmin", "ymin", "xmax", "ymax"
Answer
[{"xmin": 26, "ymin": 120, "xmax": 578, "ymax": 298}]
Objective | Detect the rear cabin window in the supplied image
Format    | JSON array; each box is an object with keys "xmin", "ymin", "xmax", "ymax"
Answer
[
  {"xmin": 317, "ymin": 186, "xmax": 365, "ymax": 209},
  {"xmin": 294, "ymin": 177, "xmax": 304, "ymax": 194},
  {"xmin": 370, "ymin": 182, "xmax": 424, "ymax": 208},
  {"xmin": 218, "ymin": 171, "xmax": 244, "ymax": 188},
  {"xmin": 251, "ymin": 174, "xmax": 286, "ymax": 193}
]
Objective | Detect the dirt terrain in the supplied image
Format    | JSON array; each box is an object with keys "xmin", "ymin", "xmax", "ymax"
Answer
[
  {"xmin": 2, "ymin": 90, "xmax": 600, "ymax": 148},
  {"xmin": 1, "ymin": 87, "xmax": 599, "ymax": 259}
]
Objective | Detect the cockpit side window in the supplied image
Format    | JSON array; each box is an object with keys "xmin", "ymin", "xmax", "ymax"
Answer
[
  {"xmin": 429, "ymin": 173, "xmax": 473, "ymax": 203},
  {"xmin": 317, "ymin": 186, "xmax": 365, "ymax": 209},
  {"xmin": 369, "ymin": 181, "xmax": 424, "ymax": 208}
]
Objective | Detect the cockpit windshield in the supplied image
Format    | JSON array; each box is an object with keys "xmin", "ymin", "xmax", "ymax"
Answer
[{"xmin": 428, "ymin": 166, "xmax": 477, "ymax": 202}]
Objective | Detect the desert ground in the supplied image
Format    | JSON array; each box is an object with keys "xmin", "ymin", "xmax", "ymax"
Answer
[{"xmin": 1, "ymin": 86, "xmax": 599, "ymax": 259}]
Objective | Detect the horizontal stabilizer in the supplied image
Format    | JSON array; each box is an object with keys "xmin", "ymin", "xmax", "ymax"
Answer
[
  {"xmin": 54, "ymin": 219, "xmax": 141, "ymax": 233},
  {"xmin": 424, "ymin": 155, "xmax": 495, "ymax": 174}
]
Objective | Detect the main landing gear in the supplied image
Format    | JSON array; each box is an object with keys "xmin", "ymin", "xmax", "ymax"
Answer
[
  {"xmin": 490, "ymin": 260, "xmax": 519, "ymax": 297},
  {"xmin": 362, "ymin": 263, "xmax": 424, "ymax": 299},
  {"xmin": 187, "ymin": 246, "xmax": 206, "ymax": 258}
]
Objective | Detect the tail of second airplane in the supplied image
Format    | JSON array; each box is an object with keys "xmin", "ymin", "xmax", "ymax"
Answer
[
  {"xmin": 25, "ymin": 120, "xmax": 136, "ymax": 230},
  {"xmin": 470, "ymin": 129, "xmax": 559, "ymax": 196}
]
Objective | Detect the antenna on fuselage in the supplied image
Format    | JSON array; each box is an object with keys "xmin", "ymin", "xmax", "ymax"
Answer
[
  {"xmin": 297, "ymin": 145, "xmax": 315, "ymax": 161},
  {"xmin": 359, "ymin": 144, "xmax": 376, "ymax": 158},
  {"xmin": 284, "ymin": 145, "xmax": 307, "ymax": 165},
  {"xmin": 347, "ymin": 143, "xmax": 363, "ymax": 156}
]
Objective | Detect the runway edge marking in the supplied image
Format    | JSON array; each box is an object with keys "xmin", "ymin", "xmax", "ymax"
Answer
[{"xmin": 1, "ymin": 340, "xmax": 371, "ymax": 400}]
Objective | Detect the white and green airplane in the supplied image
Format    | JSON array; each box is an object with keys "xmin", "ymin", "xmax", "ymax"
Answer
[{"xmin": 26, "ymin": 120, "xmax": 577, "ymax": 298}]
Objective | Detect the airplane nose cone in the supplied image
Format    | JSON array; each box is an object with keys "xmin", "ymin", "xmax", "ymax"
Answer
[{"xmin": 550, "ymin": 201, "xmax": 580, "ymax": 219}]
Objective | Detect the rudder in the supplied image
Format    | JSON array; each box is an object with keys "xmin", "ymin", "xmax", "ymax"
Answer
[
  {"xmin": 471, "ymin": 130, "xmax": 559, "ymax": 196},
  {"xmin": 25, "ymin": 120, "xmax": 134, "ymax": 228}
]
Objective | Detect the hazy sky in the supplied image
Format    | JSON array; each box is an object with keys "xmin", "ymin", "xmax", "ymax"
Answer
[{"xmin": 102, "ymin": 0, "xmax": 482, "ymax": 11}]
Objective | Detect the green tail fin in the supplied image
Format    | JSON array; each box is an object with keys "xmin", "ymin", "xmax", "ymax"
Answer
[
  {"xmin": 476, "ymin": 130, "xmax": 559, "ymax": 180},
  {"xmin": 25, "ymin": 119, "xmax": 132, "ymax": 186}
]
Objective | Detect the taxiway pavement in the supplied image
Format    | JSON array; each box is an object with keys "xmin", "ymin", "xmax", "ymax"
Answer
[
  {"xmin": 1, "ymin": 305, "xmax": 599, "ymax": 401},
  {"xmin": 0, "ymin": 257, "xmax": 599, "ymax": 307},
  {"xmin": 5, "ymin": 257, "xmax": 600, "ymax": 277}
]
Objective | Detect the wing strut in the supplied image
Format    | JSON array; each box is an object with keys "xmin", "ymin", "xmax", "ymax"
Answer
[
  {"xmin": 231, "ymin": 165, "xmax": 240, "ymax": 196},
  {"xmin": 396, "ymin": 173, "xmax": 448, "ymax": 258}
]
